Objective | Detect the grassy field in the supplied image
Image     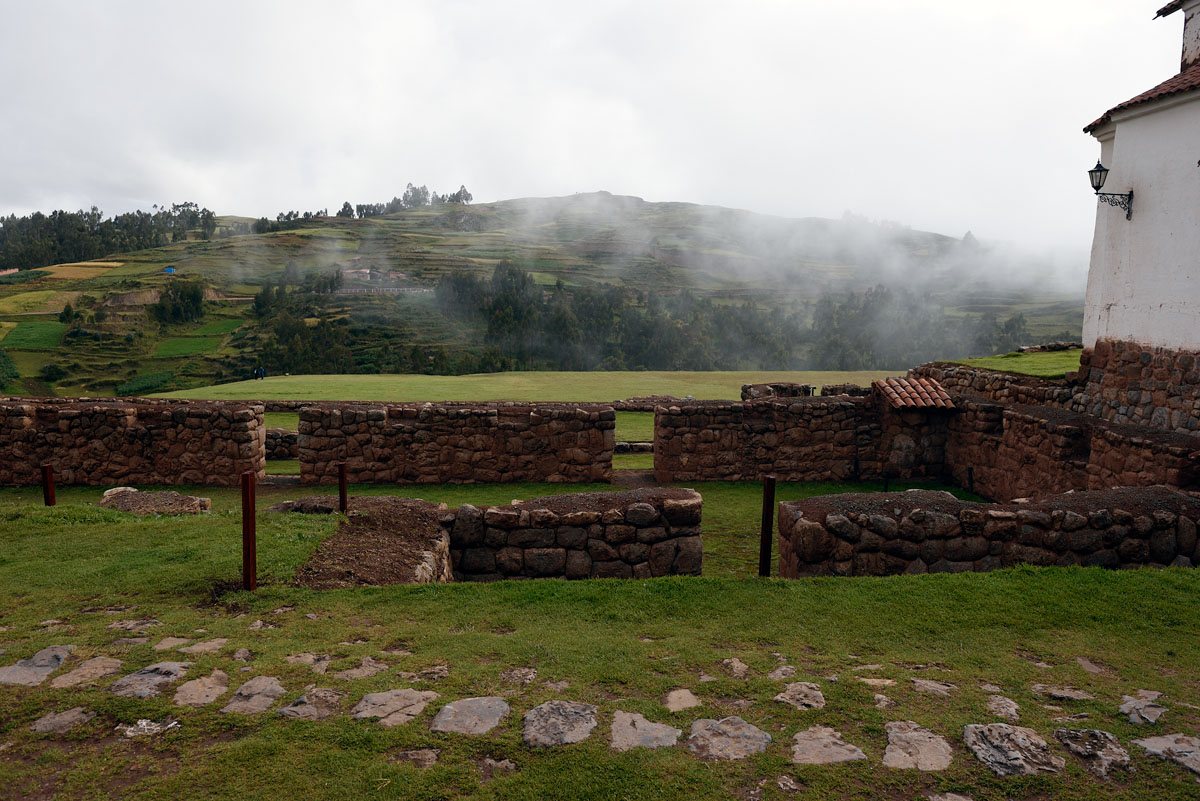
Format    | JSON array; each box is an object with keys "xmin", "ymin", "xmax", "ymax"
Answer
[
  {"xmin": 613, "ymin": 453, "xmax": 654, "ymax": 470},
  {"xmin": 956, "ymin": 350, "xmax": 1083, "ymax": 379},
  {"xmin": 0, "ymin": 480, "xmax": 1197, "ymax": 800},
  {"xmin": 158, "ymin": 371, "xmax": 894, "ymax": 403},
  {"xmin": 1, "ymin": 320, "xmax": 67, "ymax": 349},
  {"xmin": 0, "ymin": 289, "xmax": 61, "ymax": 314},
  {"xmin": 0, "ymin": 320, "xmax": 14, "ymax": 343},
  {"xmin": 152, "ymin": 336, "xmax": 225, "ymax": 358},
  {"xmin": 192, "ymin": 319, "xmax": 245, "ymax": 336}
]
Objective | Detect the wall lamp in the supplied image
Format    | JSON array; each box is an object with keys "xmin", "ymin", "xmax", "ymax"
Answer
[{"xmin": 1088, "ymin": 161, "xmax": 1133, "ymax": 220}]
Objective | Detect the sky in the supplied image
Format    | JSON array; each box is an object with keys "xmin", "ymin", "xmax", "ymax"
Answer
[{"xmin": 0, "ymin": 0, "xmax": 1184, "ymax": 254}]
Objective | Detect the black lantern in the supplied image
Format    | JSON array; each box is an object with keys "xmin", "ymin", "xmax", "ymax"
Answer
[{"xmin": 1087, "ymin": 160, "xmax": 1133, "ymax": 220}]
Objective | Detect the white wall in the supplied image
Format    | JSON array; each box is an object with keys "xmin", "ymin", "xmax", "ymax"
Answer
[{"xmin": 1083, "ymin": 94, "xmax": 1200, "ymax": 349}]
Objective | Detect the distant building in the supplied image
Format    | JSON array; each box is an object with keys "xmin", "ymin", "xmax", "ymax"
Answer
[
  {"xmin": 1082, "ymin": 0, "xmax": 1200, "ymax": 350},
  {"xmin": 164, "ymin": 266, "xmax": 176, "ymax": 275}
]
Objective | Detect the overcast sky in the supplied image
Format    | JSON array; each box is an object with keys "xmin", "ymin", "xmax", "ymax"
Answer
[{"xmin": 0, "ymin": 0, "xmax": 1184, "ymax": 254}]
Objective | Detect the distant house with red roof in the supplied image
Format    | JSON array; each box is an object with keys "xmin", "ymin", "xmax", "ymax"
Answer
[{"xmin": 1082, "ymin": 1, "xmax": 1200, "ymax": 351}]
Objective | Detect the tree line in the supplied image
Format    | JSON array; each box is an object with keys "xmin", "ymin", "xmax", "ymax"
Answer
[{"xmin": 252, "ymin": 183, "xmax": 474, "ymax": 233}]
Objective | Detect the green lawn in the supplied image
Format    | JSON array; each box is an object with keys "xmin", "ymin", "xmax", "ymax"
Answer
[
  {"xmin": 616, "ymin": 412, "xmax": 654, "ymax": 442},
  {"xmin": 0, "ymin": 320, "xmax": 66, "ymax": 349},
  {"xmin": 152, "ymin": 336, "xmax": 225, "ymax": 358},
  {"xmin": 614, "ymin": 453, "xmax": 653, "ymax": 470},
  {"xmin": 264, "ymin": 412, "xmax": 300, "ymax": 430},
  {"xmin": 265, "ymin": 459, "xmax": 301, "ymax": 475},
  {"xmin": 955, "ymin": 350, "xmax": 1083, "ymax": 379},
  {"xmin": 156, "ymin": 371, "xmax": 891, "ymax": 403},
  {"xmin": 0, "ymin": 480, "xmax": 1197, "ymax": 799}
]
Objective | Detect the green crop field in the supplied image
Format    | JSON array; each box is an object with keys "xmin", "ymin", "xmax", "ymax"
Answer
[
  {"xmin": 0, "ymin": 320, "xmax": 67, "ymax": 349},
  {"xmin": 956, "ymin": 350, "xmax": 1083, "ymax": 379},
  {"xmin": 192, "ymin": 318, "xmax": 244, "ymax": 336},
  {"xmin": 158, "ymin": 370, "xmax": 894, "ymax": 403},
  {"xmin": 0, "ymin": 480, "xmax": 1198, "ymax": 800},
  {"xmin": 152, "ymin": 336, "xmax": 225, "ymax": 358}
]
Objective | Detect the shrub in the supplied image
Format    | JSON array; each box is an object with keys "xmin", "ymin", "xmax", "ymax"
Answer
[{"xmin": 0, "ymin": 350, "xmax": 18, "ymax": 386}]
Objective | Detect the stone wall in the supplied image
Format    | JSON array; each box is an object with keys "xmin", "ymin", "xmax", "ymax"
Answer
[
  {"xmin": 1077, "ymin": 338, "xmax": 1200, "ymax": 435},
  {"xmin": 446, "ymin": 488, "xmax": 703, "ymax": 581},
  {"xmin": 298, "ymin": 402, "xmax": 615, "ymax": 485},
  {"xmin": 909, "ymin": 363, "xmax": 1077, "ymax": 407},
  {"xmin": 266, "ymin": 429, "xmax": 299, "ymax": 460},
  {"xmin": 778, "ymin": 487, "xmax": 1200, "ymax": 578},
  {"xmin": 0, "ymin": 399, "xmax": 265, "ymax": 486}
]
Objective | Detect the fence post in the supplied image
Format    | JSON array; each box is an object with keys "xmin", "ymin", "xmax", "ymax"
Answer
[
  {"xmin": 758, "ymin": 474, "xmax": 776, "ymax": 578},
  {"xmin": 338, "ymin": 462, "xmax": 348, "ymax": 513},
  {"xmin": 40, "ymin": 464, "xmax": 56, "ymax": 507},
  {"xmin": 241, "ymin": 470, "xmax": 257, "ymax": 591}
]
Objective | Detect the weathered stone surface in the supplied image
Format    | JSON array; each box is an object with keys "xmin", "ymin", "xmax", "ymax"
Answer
[
  {"xmin": 686, "ymin": 716, "xmax": 771, "ymax": 761},
  {"xmin": 1076, "ymin": 656, "xmax": 1107, "ymax": 674},
  {"xmin": 883, "ymin": 721, "xmax": 953, "ymax": 770},
  {"xmin": 153, "ymin": 637, "xmax": 193, "ymax": 651},
  {"xmin": 767, "ymin": 665, "xmax": 796, "ymax": 680},
  {"xmin": 928, "ymin": 795, "xmax": 974, "ymax": 801},
  {"xmin": 857, "ymin": 677, "xmax": 895, "ymax": 688},
  {"xmin": 334, "ymin": 656, "xmax": 389, "ymax": 680},
  {"xmin": 174, "ymin": 669, "xmax": 229, "ymax": 706},
  {"xmin": 352, "ymin": 689, "xmax": 438, "ymax": 727},
  {"xmin": 221, "ymin": 676, "xmax": 286, "ymax": 714},
  {"xmin": 773, "ymin": 682, "xmax": 825, "ymax": 711},
  {"xmin": 790, "ymin": 725, "xmax": 866, "ymax": 765},
  {"xmin": 1054, "ymin": 728, "xmax": 1131, "ymax": 777},
  {"xmin": 49, "ymin": 656, "xmax": 122, "ymax": 688},
  {"xmin": 479, "ymin": 756, "xmax": 517, "ymax": 780},
  {"xmin": 1119, "ymin": 690, "xmax": 1167, "ymax": 724},
  {"xmin": 874, "ymin": 694, "xmax": 896, "ymax": 709},
  {"xmin": 664, "ymin": 688, "xmax": 702, "ymax": 712},
  {"xmin": 31, "ymin": 707, "xmax": 95, "ymax": 734},
  {"xmin": 501, "ymin": 666, "xmax": 537, "ymax": 685},
  {"xmin": 610, "ymin": 711, "xmax": 681, "ymax": 751},
  {"xmin": 110, "ymin": 661, "xmax": 191, "ymax": 698},
  {"xmin": 1133, "ymin": 733, "xmax": 1200, "ymax": 776},
  {"xmin": 232, "ymin": 648, "xmax": 253, "ymax": 662},
  {"xmin": 721, "ymin": 657, "xmax": 750, "ymax": 679},
  {"xmin": 393, "ymin": 748, "xmax": 439, "ymax": 768},
  {"xmin": 1032, "ymin": 684, "xmax": 1093, "ymax": 701},
  {"xmin": 430, "ymin": 697, "xmax": 510, "ymax": 735},
  {"xmin": 0, "ymin": 645, "xmax": 74, "ymax": 686},
  {"xmin": 523, "ymin": 701, "xmax": 598, "ymax": 747},
  {"xmin": 279, "ymin": 688, "xmax": 345, "ymax": 720},
  {"xmin": 286, "ymin": 652, "xmax": 332, "ymax": 674},
  {"xmin": 100, "ymin": 488, "xmax": 211, "ymax": 515},
  {"xmin": 107, "ymin": 619, "xmax": 161, "ymax": 633},
  {"xmin": 912, "ymin": 678, "xmax": 956, "ymax": 697},
  {"xmin": 986, "ymin": 695, "xmax": 1020, "ymax": 721},
  {"xmin": 962, "ymin": 723, "xmax": 1065, "ymax": 776},
  {"xmin": 397, "ymin": 665, "xmax": 449, "ymax": 682},
  {"xmin": 178, "ymin": 638, "xmax": 227, "ymax": 655}
]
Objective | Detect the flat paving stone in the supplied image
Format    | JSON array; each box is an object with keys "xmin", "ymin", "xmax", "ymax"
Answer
[
  {"xmin": 883, "ymin": 721, "xmax": 953, "ymax": 770},
  {"xmin": 178, "ymin": 638, "xmax": 227, "ymax": 655},
  {"xmin": 720, "ymin": 658, "xmax": 750, "ymax": 678},
  {"xmin": 1076, "ymin": 657, "xmax": 1108, "ymax": 675},
  {"xmin": 767, "ymin": 665, "xmax": 796, "ymax": 680},
  {"xmin": 523, "ymin": 701, "xmax": 598, "ymax": 747},
  {"xmin": 857, "ymin": 677, "xmax": 895, "ymax": 688},
  {"xmin": 1133, "ymin": 733, "xmax": 1200, "ymax": 776},
  {"xmin": 352, "ymin": 689, "xmax": 439, "ymax": 727},
  {"xmin": 232, "ymin": 648, "xmax": 253, "ymax": 662},
  {"xmin": 874, "ymin": 694, "xmax": 896, "ymax": 709},
  {"xmin": 107, "ymin": 619, "xmax": 160, "ymax": 633},
  {"xmin": 686, "ymin": 716, "xmax": 771, "ymax": 761},
  {"xmin": 393, "ymin": 748, "xmax": 439, "ymax": 768},
  {"xmin": 285, "ymin": 653, "xmax": 331, "ymax": 674},
  {"xmin": 1119, "ymin": 690, "xmax": 1166, "ymax": 724},
  {"xmin": 912, "ymin": 678, "xmax": 956, "ymax": 697},
  {"xmin": 279, "ymin": 688, "xmax": 345, "ymax": 720},
  {"xmin": 790, "ymin": 725, "xmax": 866, "ymax": 765},
  {"xmin": 221, "ymin": 676, "xmax": 285, "ymax": 714},
  {"xmin": 0, "ymin": 645, "xmax": 74, "ymax": 686},
  {"xmin": 110, "ymin": 661, "xmax": 191, "ymax": 698},
  {"xmin": 1032, "ymin": 684, "xmax": 1093, "ymax": 701},
  {"xmin": 153, "ymin": 637, "xmax": 192, "ymax": 651},
  {"xmin": 773, "ymin": 682, "xmax": 825, "ymax": 711},
  {"xmin": 31, "ymin": 708, "xmax": 95, "ymax": 734},
  {"xmin": 1054, "ymin": 728, "xmax": 1131, "ymax": 778},
  {"xmin": 334, "ymin": 656, "xmax": 389, "ymax": 680},
  {"xmin": 664, "ymin": 688, "xmax": 701, "ymax": 712},
  {"xmin": 49, "ymin": 657, "xmax": 121, "ymax": 688},
  {"xmin": 610, "ymin": 711, "xmax": 681, "ymax": 752},
  {"xmin": 962, "ymin": 723, "xmax": 1064, "ymax": 776},
  {"xmin": 112, "ymin": 638, "xmax": 149, "ymax": 647},
  {"xmin": 397, "ymin": 665, "xmax": 449, "ymax": 682},
  {"xmin": 986, "ymin": 695, "xmax": 1020, "ymax": 721},
  {"xmin": 431, "ymin": 697, "xmax": 509, "ymax": 735},
  {"xmin": 174, "ymin": 669, "xmax": 229, "ymax": 706}
]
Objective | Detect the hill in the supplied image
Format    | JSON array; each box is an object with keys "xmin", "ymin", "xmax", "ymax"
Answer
[{"xmin": 0, "ymin": 193, "xmax": 1083, "ymax": 396}]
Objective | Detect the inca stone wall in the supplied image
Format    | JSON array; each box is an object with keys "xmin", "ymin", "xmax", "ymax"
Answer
[
  {"xmin": 266, "ymin": 429, "xmax": 299, "ymax": 460},
  {"xmin": 1077, "ymin": 339, "xmax": 1200, "ymax": 435},
  {"xmin": 446, "ymin": 488, "xmax": 703, "ymax": 581},
  {"xmin": 778, "ymin": 487, "xmax": 1200, "ymax": 578},
  {"xmin": 909, "ymin": 363, "xmax": 1078, "ymax": 407},
  {"xmin": 298, "ymin": 402, "xmax": 615, "ymax": 485},
  {"xmin": 0, "ymin": 399, "xmax": 265, "ymax": 486}
]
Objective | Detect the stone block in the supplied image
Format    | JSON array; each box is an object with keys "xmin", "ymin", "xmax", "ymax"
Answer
[
  {"xmin": 636, "ymin": 526, "xmax": 670, "ymax": 544},
  {"xmin": 557, "ymin": 527, "xmax": 587, "ymax": 549},
  {"xmin": 565, "ymin": 550, "xmax": 591, "ymax": 579},
  {"xmin": 525, "ymin": 548, "xmax": 567, "ymax": 577},
  {"xmin": 461, "ymin": 548, "xmax": 496, "ymax": 574},
  {"xmin": 508, "ymin": 528, "xmax": 556, "ymax": 549},
  {"xmin": 592, "ymin": 560, "xmax": 632, "ymax": 579}
]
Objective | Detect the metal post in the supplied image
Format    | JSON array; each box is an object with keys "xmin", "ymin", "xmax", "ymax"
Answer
[
  {"xmin": 338, "ymin": 462, "xmax": 348, "ymax": 513},
  {"xmin": 759, "ymin": 474, "xmax": 776, "ymax": 577},
  {"xmin": 40, "ymin": 464, "xmax": 56, "ymax": 507},
  {"xmin": 241, "ymin": 470, "xmax": 256, "ymax": 591}
]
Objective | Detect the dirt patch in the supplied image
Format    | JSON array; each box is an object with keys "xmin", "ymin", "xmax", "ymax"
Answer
[
  {"xmin": 294, "ymin": 497, "xmax": 452, "ymax": 588},
  {"xmin": 99, "ymin": 488, "xmax": 211, "ymax": 515}
]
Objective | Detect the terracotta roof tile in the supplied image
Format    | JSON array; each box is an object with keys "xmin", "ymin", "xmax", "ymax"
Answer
[
  {"xmin": 1084, "ymin": 62, "xmax": 1200, "ymax": 133},
  {"xmin": 872, "ymin": 376, "xmax": 955, "ymax": 410}
]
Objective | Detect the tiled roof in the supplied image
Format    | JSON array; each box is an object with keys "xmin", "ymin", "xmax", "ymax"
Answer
[
  {"xmin": 1156, "ymin": 1, "xmax": 1184, "ymax": 17},
  {"xmin": 1084, "ymin": 63, "xmax": 1200, "ymax": 132},
  {"xmin": 873, "ymin": 376, "xmax": 955, "ymax": 410}
]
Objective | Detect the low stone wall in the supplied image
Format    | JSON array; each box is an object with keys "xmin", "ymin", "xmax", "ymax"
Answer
[
  {"xmin": 741, "ymin": 383, "xmax": 813, "ymax": 400},
  {"xmin": 910, "ymin": 363, "xmax": 1077, "ymax": 407},
  {"xmin": 298, "ymin": 402, "xmax": 615, "ymax": 485},
  {"xmin": 266, "ymin": 429, "xmax": 299, "ymax": 460},
  {"xmin": 0, "ymin": 398, "xmax": 265, "ymax": 486},
  {"xmin": 778, "ymin": 486, "xmax": 1200, "ymax": 578},
  {"xmin": 819, "ymin": 384, "xmax": 871, "ymax": 397},
  {"xmin": 446, "ymin": 488, "xmax": 703, "ymax": 581},
  {"xmin": 1078, "ymin": 338, "xmax": 1200, "ymax": 435}
]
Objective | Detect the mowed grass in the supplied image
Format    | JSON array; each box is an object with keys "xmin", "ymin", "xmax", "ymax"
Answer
[
  {"xmin": 152, "ymin": 336, "xmax": 225, "ymax": 358},
  {"xmin": 158, "ymin": 370, "xmax": 893, "ymax": 403},
  {"xmin": 0, "ymin": 320, "xmax": 67, "ymax": 349},
  {"xmin": 614, "ymin": 452, "xmax": 653, "ymax": 470},
  {"xmin": 0, "ymin": 481, "xmax": 1198, "ymax": 800},
  {"xmin": 956, "ymin": 349, "xmax": 1083, "ymax": 379}
]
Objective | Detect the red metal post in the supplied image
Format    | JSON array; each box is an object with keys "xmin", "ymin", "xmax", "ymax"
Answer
[
  {"xmin": 758, "ymin": 474, "xmax": 776, "ymax": 577},
  {"xmin": 338, "ymin": 462, "xmax": 348, "ymax": 513},
  {"xmin": 40, "ymin": 464, "xmax": 56, "ymax": 507},
  {"xmin": 241, "ymin": 470, "xmax": 256, "ymax": 591}
]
